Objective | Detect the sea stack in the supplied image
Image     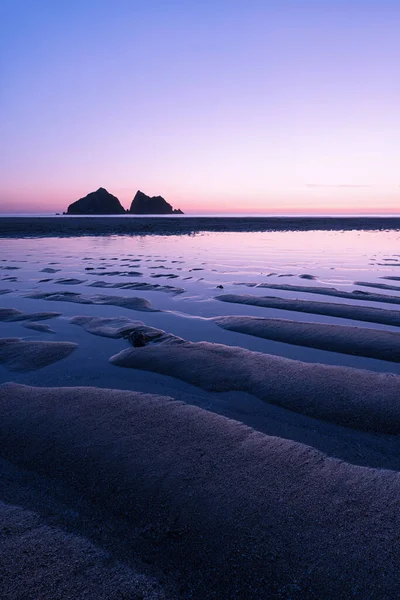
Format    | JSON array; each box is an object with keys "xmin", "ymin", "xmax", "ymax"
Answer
[
  {"xmin": 129, "ymin": 190, "xmax": 183, "ymax": 214},
  {"xmin": 66, "ymin": 188, "xmax": 126, "ymax": 215}
]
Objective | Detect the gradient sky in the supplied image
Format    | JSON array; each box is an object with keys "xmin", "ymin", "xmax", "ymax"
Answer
[{"xmin": 1, "ymin": 0, "xmax": 399, "ymax": 214}]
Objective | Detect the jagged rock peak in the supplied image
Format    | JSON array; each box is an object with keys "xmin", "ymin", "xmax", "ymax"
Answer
[
  {"xmin": 129, "ymin": 190, "xmax": 183, "ymax": 214},
  {"xmin": 67, "ymin": 188, "xmax": 126, "ymax": 215}
]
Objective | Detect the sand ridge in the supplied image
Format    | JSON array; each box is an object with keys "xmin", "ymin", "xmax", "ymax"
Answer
[
  {"xmin": 216, "ymin": 293, "xmax": 400, "ymax": 326},
  {"xmin": 0, "ymin": 383, "xmax": 398, "ymax": 599},
  {"xmin": 25, "ymin": 290, "xmax": 159, "ymax": 312},
  {"xmin": 214, "ymin": 315, "xmax": 400, "ymax": 362},
  {"xmin": 234, "ymin": 282, "xmax": 400, "ymax": 305},
  {"xmin": 70, "ymin": 315, "xmax": 165, "ymax": 341},
  {"xmin": 89, "ymin": 279, "xmax": 185, "ymax": 294},
  {"xmin": 109, "ymin": 327, "xmax": 400, "ymax": 434},
  {"xmin": 0, "ymin": 338, "xmax": 77, "ymax": 372},
  {"xmin": 0, "ymin": 308, "xmax": 61, "ymax": 322}
]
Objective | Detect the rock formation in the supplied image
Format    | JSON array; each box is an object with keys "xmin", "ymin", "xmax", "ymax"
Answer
[
  {"xmin": 129, "ymin": 190, "xmax": 183, "ymax": 214},
  {"xmin": 66, "ymin": 188, "xmax": 126, "ymax": 215}
]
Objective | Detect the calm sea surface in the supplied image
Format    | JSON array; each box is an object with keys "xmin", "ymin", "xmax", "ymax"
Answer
[{"xmin": 2, "ymin": 229, "xmax": 400, "ymax": 288}]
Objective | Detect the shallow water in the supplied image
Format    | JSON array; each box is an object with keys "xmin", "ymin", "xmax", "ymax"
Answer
[
  {"xmin": 1, "ymin": 228, "xmax": 400, "ymax": 468},
  {"xmin": 1, "ymin": 229, "xmax": 400, "ymax": 374}
]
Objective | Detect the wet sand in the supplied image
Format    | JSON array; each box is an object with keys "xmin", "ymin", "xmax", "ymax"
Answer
[
  {"xmin": 217, "ymin": 293, "xmax": 400, "ymax": 326},
  {"xmin": 1, "ymin": 229, "xmax": 400, "ymax": 598},
  {"xmin": 1, "ymin": 215, "xmax": 400, "ymax": 237},
  {"xmin": 214, "ymin": 314, "xmax": 400, "ymax": 362},
  {"xmin": 1, "ymin": 383, "xmax": 399, "ymax": 600}
]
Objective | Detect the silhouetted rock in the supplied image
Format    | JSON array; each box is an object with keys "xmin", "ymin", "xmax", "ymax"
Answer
[
  {"xmin": 67, "ymin": 188, "xmax": 125, "ymax": 215},
  {"xmin": 129, "ymin": 190, "xmax": 183, "ymax": 214}
]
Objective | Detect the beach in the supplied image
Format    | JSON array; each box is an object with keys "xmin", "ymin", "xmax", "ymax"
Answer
[
  {"xmin": 0, "ymin": 223, "xmax": 399, "ymax": 598},
  {"xmin": 1, "ymin": 215, "xmax": 400, "ymax": 237}
]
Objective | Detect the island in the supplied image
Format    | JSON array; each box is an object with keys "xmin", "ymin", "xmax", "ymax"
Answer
[
  {"xmin": 66, "ymin": 188, "xmax": 126, "ymax": 214},
  {"xmin": 129, "ymin": 190, "xmax": 184, "ymax": 214}
]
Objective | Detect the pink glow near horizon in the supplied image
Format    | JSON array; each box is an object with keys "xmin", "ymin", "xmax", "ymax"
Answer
[{"xmin": 1, "ymin": 2, "xmax": 399, "ymax": 215}]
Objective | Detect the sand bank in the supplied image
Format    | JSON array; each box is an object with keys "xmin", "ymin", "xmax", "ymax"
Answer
[
  {"xmin": 109, "ymin": 329, "xmax": 400, "ymax": 434},
  {"xmin": 355, "ymin": 280, "xmax": 400, "ymax": 291},
  {"xmin": 217, "ymin": 293, "xmax": 400, "ymax": 326},
  {"xmin": 214, "ymin": 315, "xmax": 400, "ymax": 362},
  {"xmin": 89, "ymin": 279, "xmax": 184, "ymax": 294},
  {"xmin": 26, "ymin": 290, "xmax": 159, "ymax": 312},
  {"xmin": 22, "ymin": 321, "xmax": 55, "ymax": 333},
  {"xmin": 235, "ymin": 282, "xmax": 400, "ymax": 305},
  {"xmin": 0, "ymin": 308, "xmax": 61, "ymax": 322},
  {"xmin": 0, "ymin": 338, "xmax": 76, "ymax": 371},
  {"xmin": 70, "ymin": 315, "xmax": 164, "ymax": 341},
  {"xmin": 0, "ymin": 383, "xmax": 398, "ymax": 599}
]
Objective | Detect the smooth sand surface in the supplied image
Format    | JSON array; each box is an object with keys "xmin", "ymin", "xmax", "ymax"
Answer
[
  {"xmin": 110, "ymin": 329, "xmax": 400, "ymax": 434},
  {"xmin": 235, "ymin": 282, "xmax": 400, "ymax": 305},
  {"xmin": 0, "ymin": 383, "xmax": 398, "ymax": 600},
  {"xmin": 1, "ymin": 215, "xmax": 400, "ymax": 237},
  {"xmin": 214, "ymin": 315, "xmax": 400, "ymax": 362},
  {"xmin": 216, "ymin": 293, "xmax": 400, "ymax": 326},
  {"xmin": 0, "ymin": 338, "xmax": 77, "ymax": 372},
  {"xmin": 26, "ymin": 290, "xmax": 159, "ymax": 312}
]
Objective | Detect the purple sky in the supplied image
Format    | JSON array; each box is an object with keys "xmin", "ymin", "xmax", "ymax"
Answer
[{"xmin": 1, "ymin": 1, "xmax": 399, "ymax": 214}]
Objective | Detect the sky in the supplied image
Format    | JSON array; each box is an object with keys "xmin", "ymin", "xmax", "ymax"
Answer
[{"xmin": 1, "ymin": 0, "xmax": 399, "ymax": 214}]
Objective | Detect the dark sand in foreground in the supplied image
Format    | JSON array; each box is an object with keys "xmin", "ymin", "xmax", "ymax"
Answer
[{"xmin": 0, "ymin": 383, "xmax": 399, "ymax": 600}]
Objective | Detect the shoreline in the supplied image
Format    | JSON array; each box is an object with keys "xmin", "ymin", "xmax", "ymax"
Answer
[{"xmin": 1, "ymin": 215, "xmax": 400, "ymax": 237}]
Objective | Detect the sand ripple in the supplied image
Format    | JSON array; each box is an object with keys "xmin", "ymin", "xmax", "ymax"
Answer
[{"xmin": 0, "ymin": 383, "xmax": 398, "ymax": 599}]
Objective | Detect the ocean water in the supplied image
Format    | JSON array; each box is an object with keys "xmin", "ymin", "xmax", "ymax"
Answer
[
  {"xmin": 1, "ymin": 227, "xmax": 400, "ymax": 462},
  {"xmin": 1, "ymin": 228, "xmax": 400, "ymax": 289}
]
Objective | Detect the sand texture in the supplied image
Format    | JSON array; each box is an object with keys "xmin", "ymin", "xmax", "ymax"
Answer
[
  {"xmin": 214, "ymin": 315, "xmax": 400, "ymax": 362},
  {"xmin": 0, "ymin": 339, "xmax": 77, "ymax": 372},
  {"xmin": 0, "ymin": 500, "xmax": 166, "ymax": 600},
  {"xmin": 70, "ymin": 315, "xmax": 164, "ymax": 341},
  {"xmin": 26, "ymin": 290, "xmax": 158, "ymax": 312},
  {"xmin": 0, "ymin": 383, "xmax": 398, "ymax": 600},
  {"xmin": 110, "ymin": 330, "xmax": 400, "ymax": 434},
  {"xmin": 216, "ymin": 293, "xmax": 400, "ymax": 326},
  {"xmin": 235, "ymin": 283, "xmax": 400, "ymax": 305},
  {"xmin": 0, "ymin": 308, "xmax": 61, "ymax": 322}
]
